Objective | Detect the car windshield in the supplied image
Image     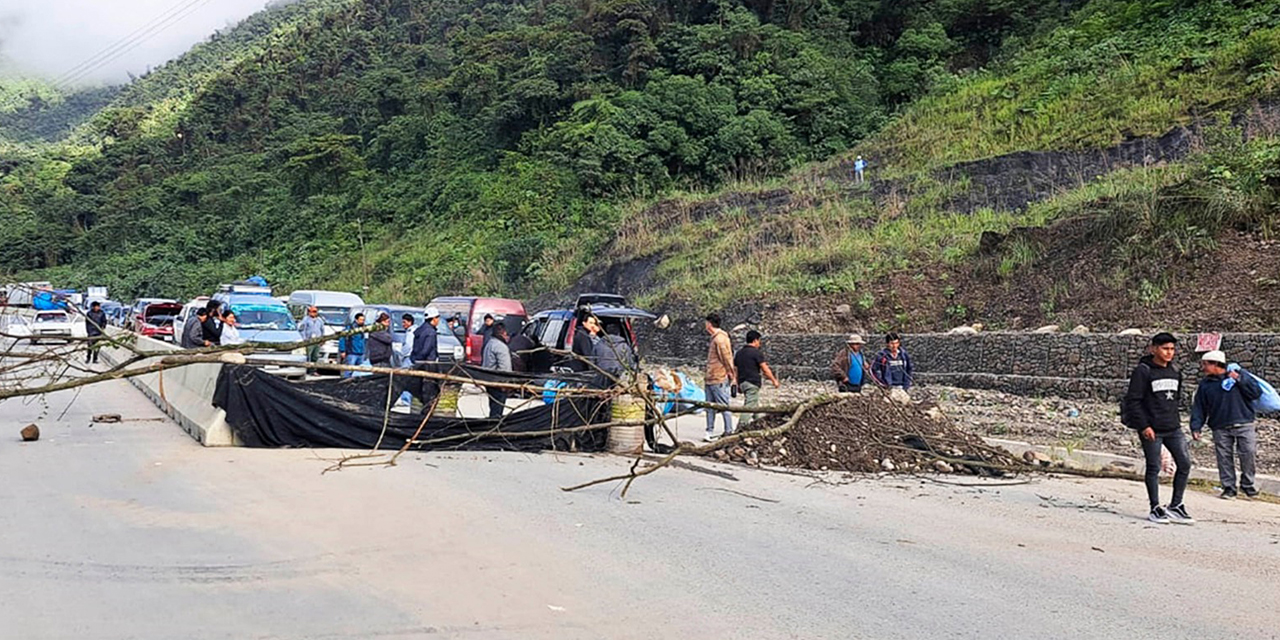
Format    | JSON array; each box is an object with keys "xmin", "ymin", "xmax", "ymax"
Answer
[
  {"xmin": 316, "ymin": 307, "xmax": 348, "ymax": 326},
  {"xmin": 36, "ymin": 313, "xmax": 67, "ymax": 323},
  {"xmin": 232, "ymin": 305, "xmax": 297, "ymax": 330}
]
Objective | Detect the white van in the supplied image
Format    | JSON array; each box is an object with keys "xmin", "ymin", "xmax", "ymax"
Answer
[{"xmin": 286, "ymin": 290, "xmax": 366, "ymax": 365}]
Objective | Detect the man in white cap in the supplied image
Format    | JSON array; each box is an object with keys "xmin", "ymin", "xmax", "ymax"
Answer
[
  {"xmin": 404, "ymin": 306, "xmax": 442, "ymax": 411},
  {"xmin": 830, "ymin": 334, "xmax": 870, "ymax": 393},
  {"xmin": 1191, "ymin": 349, "xmax": 1263, "ymax": 499}
]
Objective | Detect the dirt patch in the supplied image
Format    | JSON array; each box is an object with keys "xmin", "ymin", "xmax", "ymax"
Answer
[{"xmin": 717, "ymin": 392, "xmax": 1023, "ymax": 475}]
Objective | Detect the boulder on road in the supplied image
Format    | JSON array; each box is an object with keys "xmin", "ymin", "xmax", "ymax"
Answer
[
  {"xmin": 1022, "ymin": 449, "xmax": 1052, "ymax": 467},
  {"xmin": 20, "ymin": 424, "xmax": 39, "ymax": 442}
]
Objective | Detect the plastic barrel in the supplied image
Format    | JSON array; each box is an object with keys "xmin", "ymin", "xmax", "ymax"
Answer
[
  {"xmin": 608, "ymin": 395, "xmax": 645, "ymax": 454},
  {"xmin": 437, "ymin": 385, "xmax": 460, "ymax": 417}
]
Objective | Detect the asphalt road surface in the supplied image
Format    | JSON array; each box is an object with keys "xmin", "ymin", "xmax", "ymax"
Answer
[{"xmin": 2, "ymin": 377, "xmax": 1280, "ymax": 640}]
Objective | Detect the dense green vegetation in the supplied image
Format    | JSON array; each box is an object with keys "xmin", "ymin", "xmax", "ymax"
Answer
[
  {"xmin": 0, "ymin": 0, "xmax": 1077, "ymax": 300},
  {"xmin": 4, "ymin": 0, "xmax": 1280, "ymax": 328},
  {"xmin": 605, "ymin": 0, "xmax": 1280, "ymax": 323}
]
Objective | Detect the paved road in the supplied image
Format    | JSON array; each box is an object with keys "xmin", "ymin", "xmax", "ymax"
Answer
[{"xmin": 3, "ymin": 379, "xmax": 1280, "ymax": 639}]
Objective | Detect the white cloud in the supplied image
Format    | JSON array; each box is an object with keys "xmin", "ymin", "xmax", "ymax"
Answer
[{"xmin": 0, "ymin": 0, "xmax": 270, "ymax": 85}]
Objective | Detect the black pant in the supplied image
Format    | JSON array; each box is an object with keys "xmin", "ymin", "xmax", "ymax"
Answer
[
  {"xmin": 838, "ymin": 381, "xmax": 863, "ymax": 393},
  {"xmin": 1141, "ymin": 429, "xmax": 1192, "ymax": 508},
  {"xmin": 87, "ymin": 335, "xmax": 103, "ymax": 363},
  {"xmin": 488, "ymin": 388, "xmax": 508, "ymax": 419}
]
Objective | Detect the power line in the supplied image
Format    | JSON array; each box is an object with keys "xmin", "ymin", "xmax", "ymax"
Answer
[
  {"xmin": 55, "ymin": 0, "xmax": 220, "ymax": 90},
  {"xmin": 51, "ymin": 0, "xmax": 208, "ymax": 87}
]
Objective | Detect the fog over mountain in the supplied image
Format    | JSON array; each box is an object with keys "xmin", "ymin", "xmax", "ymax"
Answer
[{"xmin": 0, "ymin": 0, "xmax": 268, "ymax": 84}]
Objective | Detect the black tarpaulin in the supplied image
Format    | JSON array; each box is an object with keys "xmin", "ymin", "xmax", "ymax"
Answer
[{"xmin": 212, "ymin": 364, "xmax": 610, "ymax": 451}]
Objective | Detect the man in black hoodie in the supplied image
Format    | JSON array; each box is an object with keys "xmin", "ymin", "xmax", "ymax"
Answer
[{"xmin": 1123, "ymin": 332, "xmax": 1194, "ymax": 525}]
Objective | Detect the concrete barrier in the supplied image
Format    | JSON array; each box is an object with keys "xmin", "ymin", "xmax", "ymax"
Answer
[{"xmin": 99, "ymin": 329, "xmax": 237, "ymax": 446}]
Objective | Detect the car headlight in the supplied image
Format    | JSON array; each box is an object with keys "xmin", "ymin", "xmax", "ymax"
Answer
[{"xmin": 453, "ymin": 346, "xmax": 464, "ymax": 361}]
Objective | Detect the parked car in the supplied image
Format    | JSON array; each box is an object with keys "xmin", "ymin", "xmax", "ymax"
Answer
[
  {"xmin": 211, "ymin": 283, "xmax": 306, "ymax": 379},
  {"xmin": 133, "ymin": 302, "xmax": 183, "ymax": 342},
  {"xmin": 523, "ymin": 294, "xmax": 655, "ymax": 373},
  {"xmin": 29, "ymin": 310, "xmax": 77, "ymax": 344},
  {"xmin": 287, "ymin": 290, "xmax": 365, "ymax": 365},
  {"xmin": 172, "ymin": 297, "xmax": 211, "ymax": 346},
  {"xmin": 426, "ymin": 296, "xmax": 528, "ymax": 365},
  {"xmin": 357, "ymin": 304, "xmax": 465, "ymax": 366},
  {"xmin": 2, "ymin": 314, "xmax": 33, "ymax": 341}
]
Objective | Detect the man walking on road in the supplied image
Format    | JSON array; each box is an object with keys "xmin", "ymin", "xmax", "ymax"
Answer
[
  {"xmin": 830, "ymin": 334, "xmax": 870, "ymax": 393},
  {"xmin": 1191, "ymin": 350, "xmax": 1263, "ymax": 499},
  {"xmin": 872, "ymin": 332, "xmax": 913, "ymax": 390},
  {"xmin": 734, "ymin": 330, "xmax": 779, "ymax": 426},
  {"xmin": 482, "ymin": 323, "xmax": 513, "ymax": 419},
  {"xmin": 84, "ymin": 301, "xmax": 108, "ymax": 364},
  {"xmin": 703, "ymin": 313, "xmax": 736, "ymax": 441},
  {"xmin": 1123, "ymin": 332, "xmax": 1194, "ymax": 524},
  {"xmin": 202, "ymin": 300, "xmax": 223, "ymax": 347},
  {"xmin": 298, "ymin": 306, "xmax": 326, "ymax": 369}
]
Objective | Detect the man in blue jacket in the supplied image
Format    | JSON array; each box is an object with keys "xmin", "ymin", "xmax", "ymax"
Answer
[
  {"xmin": 404, "ymin": 306, "xmax": 441, "ymax": 412},
  {"xmin": 871, "ymin": 332, "xmax": 913, "ymax": 390},
  {"xmin": 1191, "ymin": 350, "xmax": 1263, "ymax": 499},
  {"xmin": 338, "ymin": 312, "xmax": 367, "ymax": 379}
]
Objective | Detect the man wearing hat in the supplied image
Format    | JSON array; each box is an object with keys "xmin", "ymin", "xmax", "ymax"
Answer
[
  {"xmin": 298, "ymin": 306, "xmax": 326, "ymax": 371},
  {"xmin": 830, "ymin": 334, "xmax": 871, "ymax": 393},
  {"xmin": 404, "ymin": 306, "xmax": 442, "ymax": 411},
  {"xmin": 1191, "ymin": 350, "xmax": 1263, "ymax": 499}
]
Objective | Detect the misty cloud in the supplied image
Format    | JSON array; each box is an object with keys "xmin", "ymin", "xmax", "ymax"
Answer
[{"xmin": 0, "ymin": 0, "xmax": 270, "ymax": 85}]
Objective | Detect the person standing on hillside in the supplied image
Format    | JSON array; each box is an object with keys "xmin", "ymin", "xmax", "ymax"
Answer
[
  {"xmin": 181, "ymin": 307, "xmax": 208, "ymax": 349},
  {"xmin": 734, "ymin": 329, "xmax": 780, "ymax": 426},
  {"xmin": 830, "ymin": 334, "xmax": 871, "ymax": 393},
  {"xmin": 854, "ymin": 155, "xmax": 867, "ymax": 183},
  {"xmin": 338, "ymin": 312, "xmax": 368, "ymax": 378},
  {"xmin": 298, "ymin": 306, "xmax": 326, "ymax": 369},
  {"xmin": 1191, "ymin": 351, "xmax": 1263, "ymax": 499},
  {"xmin": 367, "ymin": 312, "xmax": 395, "ymax": 368},
  {"xmin": 482, "ymin": 323, "xmax": 513, "ymax": 418},
  {"xmin": 84, "ymin": 301, "xmax": 108, "ymax": 364},
  {"xmin": 703, "ymin": 313, "xmax": 737, "ymax": 441},
  {"xmin": 871, "ymin": 332, "xmax": 913, "ymax": 390},
  {"xmin": 1123, "ymin": 332, "xmax": 1193, "ymax": 524}
]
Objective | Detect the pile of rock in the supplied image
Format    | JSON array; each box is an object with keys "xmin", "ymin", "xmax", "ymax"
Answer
[{"xmin": 718, "ymin": 392, "xmax": 1024, "ymax": 475}]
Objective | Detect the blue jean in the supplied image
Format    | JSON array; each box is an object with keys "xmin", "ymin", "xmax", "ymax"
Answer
[
  {"xmin": 706, "ymin": 381, "xmax": 734, "ymax": 436},
  {"xmin": 342, "ymin": 354, "xmax": 368, "ymax": 378}
]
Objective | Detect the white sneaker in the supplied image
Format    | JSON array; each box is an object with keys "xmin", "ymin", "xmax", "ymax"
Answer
[
  {"xmin": 703, "ymin": 433, "xmax": 718, "ymax": 442},
  {"xmin": 391, "ymin": 404, "xmax": 411, "ymax": 414}
]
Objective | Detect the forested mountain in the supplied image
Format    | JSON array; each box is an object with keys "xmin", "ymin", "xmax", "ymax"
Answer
[
  {"xmin": 0, "ymin": 0, "xmax": 1078, "ymax": 299},
  {"xmin": 6, "ymin": 0, "xmax": 1280, "ymax": 334}
]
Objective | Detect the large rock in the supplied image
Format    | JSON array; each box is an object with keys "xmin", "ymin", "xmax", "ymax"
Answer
[
  {"xmin": 948, "ymin": 325, "xmax": 978, "ymax": 335},
  {"xmin": 1033, "ymin": 324, "xmax": 1060, "ymax": 334},
  {"xmin": 834, "ymin": 303, "xmax": 852, "ymax": 316},
  {"xmin": 20, "ymin": 424, "xmax": 39, "ymax": 442},
  {"xmin": 1118, "ymin": 328, "xmax": 1143, "ymax": 336},
  {"xmin": 888, "ymin": 388, "xmax": 912, "ymax": 405},
  {"xmin": 1071, "ymin": 325, "xmax": 1090, "ymax": 335},
  {"xmin": 1022, "ymin": 449, "xmax": 1052, "ymax": 467}
]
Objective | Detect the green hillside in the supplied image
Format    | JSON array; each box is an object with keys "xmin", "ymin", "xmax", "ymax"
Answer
[
  {"xmin": 592, "ymin": 0, "xmax": 1280, "ymax": 331},
  {"xmin": 0, "ymin": 0, "xmax": 1074, "ymax": 299},
  {"xmin": 5, "ymin": 0, "xmax": 1280, "ymax": 333}
]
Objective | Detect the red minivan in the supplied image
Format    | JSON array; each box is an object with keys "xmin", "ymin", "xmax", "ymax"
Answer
[{"xmin": 427, "ymin": 296, "xmax": 528, "ymax": 365}]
